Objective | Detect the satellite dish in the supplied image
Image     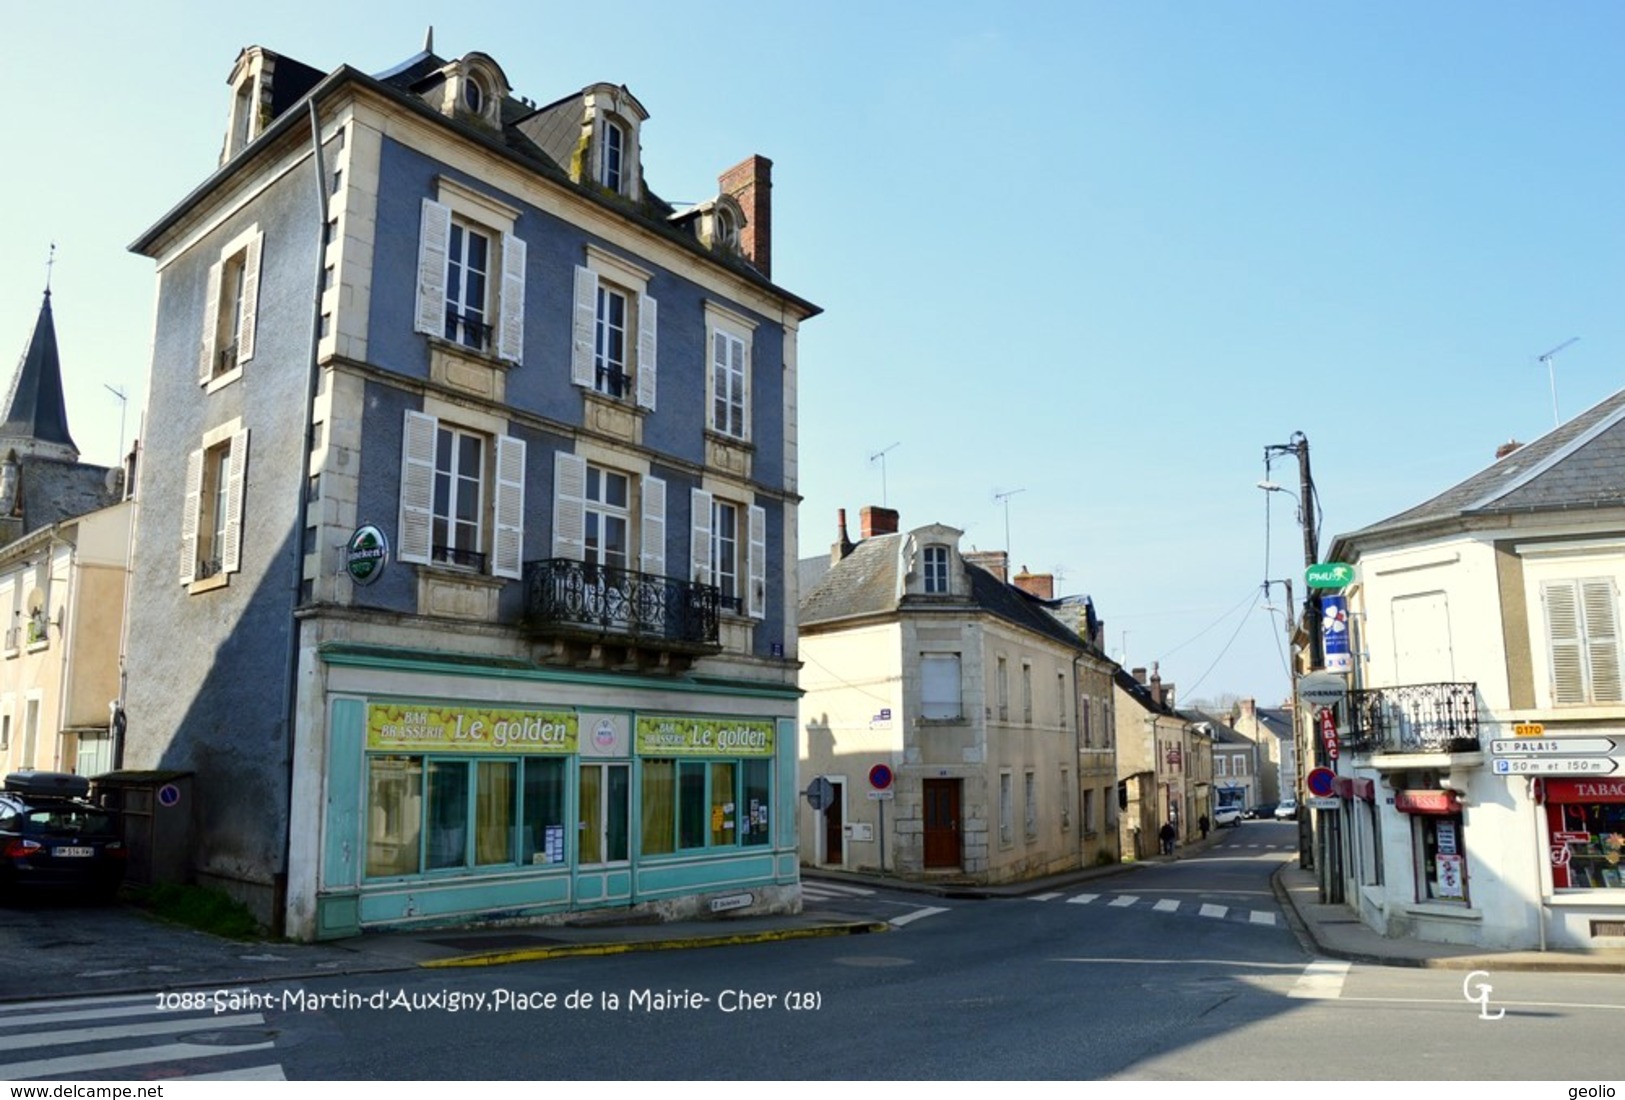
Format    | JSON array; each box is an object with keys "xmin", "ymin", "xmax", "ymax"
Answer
[{"xmin": 25, "ymin": 588, "xmax": 45, "ymax": 619}]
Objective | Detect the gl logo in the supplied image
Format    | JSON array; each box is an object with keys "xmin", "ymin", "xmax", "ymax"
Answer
[{"xmin": 1461, "ymin": 970, "xmax": 1505, "ymax": 1020}]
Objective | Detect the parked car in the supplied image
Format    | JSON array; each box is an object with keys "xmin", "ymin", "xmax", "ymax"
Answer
[
  {"xmin": 1246, "ymin": 802, "xmax": 1277, "ymax": 820},
  {"xmin": 1274, "ymin": 800, "xmax": 1298, "ymax": 821},
  {"xmin": 0, "ymin": 772, "xmax": 125, "ymax": 900},
  {"xmin": 1213, "ymin": 804, "xmax": 1244, "ymax": 828}
]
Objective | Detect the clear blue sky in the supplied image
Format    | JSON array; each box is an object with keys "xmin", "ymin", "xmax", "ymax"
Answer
[{"xmin": 4, "ymin": 2, "xmax": 1621, "ymax": 708}]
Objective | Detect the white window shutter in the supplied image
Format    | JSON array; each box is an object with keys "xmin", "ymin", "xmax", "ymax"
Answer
[
  {"xmin": 491, "ymin": 434, "xmax": 526, "ymax": 579},
  {"xmin": 415, "ymin": 199, "xmax": 451, "ymax": 336},
  {"xmin": 221, "ymin": 428, "xmax": 250, "ymax": 574},
  {"xmin": 398, "ymin": 410, "xmax": 437, "ymax": 564},
  {"xmin": 690, "ymin": 489, "xmax": 713, "ymax": 585},
  {"xmin": 641, "ymin": 475, "xmax": 666, "ymax": 576},
  {"xmin": 571, "ymin": 265, "xmax": 597, "ymax": 387},
  {"xmin": 199, "ymin": 259, "xmax": 223, "ymax": 384},
  {"xmin": 498, "ymin": 232, "xmax": 526, "ymax": 365},
  {"xmin": 748, "ymin": 503, "xmax": 767, "ymax": 619},
  {"xmin": 237, "ymin": 230, "xmax": 264, "ymax": 364},
  {"xmin": 636, "ymin": 293, "xmax": 658, "ymax": 411},
  {"xmin": 1545, "ymin": 581, "xmax": 1585, "ymax": 705},
  {"xmin": 1582, "ymin": 578, "xmax": 1623, "ymax": 703},
  {"xmin": 553, "ymin": 452, "xmax": 587, "ymax": 560},
  {"xmin": 733, "ymin": 334, "xmax": 749, "ymax": 439},
  {"xmin": 179, "ymin": 448, "xmax": 203, "ymax": 584}
]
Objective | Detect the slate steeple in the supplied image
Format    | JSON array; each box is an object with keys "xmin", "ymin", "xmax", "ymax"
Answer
[{"xmin": 2, "ymin": 288, "xmax": 80, "ymax": 464}]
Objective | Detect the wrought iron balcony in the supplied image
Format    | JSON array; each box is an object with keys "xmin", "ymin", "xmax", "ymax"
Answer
[
  {"xmin": 1346, "ymin": 682, "xmax": 1481, "ymax": 755},
  {"xmin": 521, "ymin": 558, "xmax": 721, "ymax": 653}
]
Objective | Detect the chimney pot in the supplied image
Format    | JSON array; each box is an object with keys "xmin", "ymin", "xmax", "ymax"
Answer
[{"xmin": 1012, "ymin": 568, "xmax": 1054, "ymax": 600}]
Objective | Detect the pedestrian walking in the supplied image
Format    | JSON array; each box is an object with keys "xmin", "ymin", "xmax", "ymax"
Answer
[
  {"xmin": 1158, "ymin": 820, "xmax": 1177, "ymax": 855},
  {"xmin": 1198, "ymin": 814, "xmax": 1210, "ymax": 839}
]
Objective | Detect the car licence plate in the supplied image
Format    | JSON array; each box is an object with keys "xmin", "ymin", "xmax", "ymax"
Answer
[{"xmin": 53, "ymin": 846, "xmax": 93, "ymax": 858}]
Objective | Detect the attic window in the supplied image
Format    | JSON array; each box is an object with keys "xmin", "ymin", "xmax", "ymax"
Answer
[
  {"xmin": 715, "ymin": 207, "xmax": 737, "ymax": 249},
  {"xmin": 602, "ymin": 119, "xmax": 626, "ymax": 193},
  {"xmin": 463, "ymin": 76, "xmax": 485, "ymax": 115}
]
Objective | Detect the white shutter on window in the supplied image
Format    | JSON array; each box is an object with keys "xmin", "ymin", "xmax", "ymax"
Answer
[
  {"xmin": 636, "ymin": 293, "xmax": 658, "ymax": 411},
  {"xmin": 179, "ymin": 447, "xmax": 203, "ymax": 584},
  {"xmin": 1582, "ymin": 577, "xmax": 1623, "ymax": 703},
  {"xmin": 492, "ymin": 434, "xmax": 526, "ymax": 579},
  {"xmin": 497, "ymin": 232, "xmax": 526, "ymax": 365},
  {"xmin": 732, "ymin": 334, "xmax": 748, "ymax": 438},
  {"xmin": 415, "ymin": 199, "xmax": 451, "ymax": 336},
  {"xmin": 641, "ymin": 475, "xmax": 666, "ymax": 576},
  {"xmin": 398, "ymin": 410, "xmax": 437, "ymax": 564},
  {"xmin": 748, "ymin": 503, "xmax": 767, "ymax": 619},
  {"xmin": 571, "ymin": 265, "xmax": 597, "ymax": 387},
  {"xmin": 690, "ymin": 489, "xmax": 713, "ymax": 585},
  {"xmin": 199, "ymin": 260, "xmax": 223, "ymax": 384},
  {"xmin": 237, "ymin": 230, "xmax": 263, "ymax": 364},
  {"xmin": 221, "ymin": 428, "xmax": 250, "ymax": 574},
  {"xmin": 552, "ymin": 452, "xmax": 587, "ymax": 560},
  {"xmin": 1544, "ymin": 581, "xmax": 1586, "ymax": 705}
]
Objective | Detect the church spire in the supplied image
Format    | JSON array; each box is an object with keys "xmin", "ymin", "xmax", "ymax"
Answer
[{"xmin": 1, "ymin": 280, "xmax": 80, "ymax": 464}]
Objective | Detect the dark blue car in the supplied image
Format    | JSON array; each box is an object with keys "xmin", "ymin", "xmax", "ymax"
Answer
[{"xmin": 0, "ymin": 773, "xmax": 125, "ymax": 900}]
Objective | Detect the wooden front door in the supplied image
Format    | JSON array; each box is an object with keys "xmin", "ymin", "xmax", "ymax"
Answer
[
  {"xmin": 823, "ymin": 788, "xmax": 843, "ymax": 865},
  {"xmin": 922, "ymin": 779, "xmax": 961, "ymax": 868}
]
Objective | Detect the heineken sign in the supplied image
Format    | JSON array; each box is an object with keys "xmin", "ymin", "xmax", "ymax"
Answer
[
  {"xmin": 346, "ymin": 524, "xmax": 389, "ymax": 586},
  {"xmin": 1306, "ymin": 562, "xmax": 1354, "ymax": 589}
]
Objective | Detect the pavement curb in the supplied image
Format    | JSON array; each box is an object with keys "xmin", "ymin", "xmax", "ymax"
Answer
[{"xmin": 419, "ymin": 920, "xmax": 893, "ymax": 969}]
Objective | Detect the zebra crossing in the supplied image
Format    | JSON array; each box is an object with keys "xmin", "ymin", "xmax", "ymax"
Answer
[
  {"xmin": 1031, "ymin": 889, "xmax": 1282, "ymax": 928},
  {"xmin": 800, "ymin": 880, "xmax": 876, "ymax": 903},
  {"xmin": 0, "ymin": 992, "xmax": 287, "ymax": 1081}
]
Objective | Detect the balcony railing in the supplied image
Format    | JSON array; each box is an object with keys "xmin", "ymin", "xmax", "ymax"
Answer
[
  {"xmin": 444, "ymin": 308, "xmax": 493, "ymax": 353},
  {"xmin": 1346, "ymin": 682, "xmax": 1481, "ymax": 755},
  {"xmin": 521, "ymin": 558, "xmax": 721, "ymax": 651}
]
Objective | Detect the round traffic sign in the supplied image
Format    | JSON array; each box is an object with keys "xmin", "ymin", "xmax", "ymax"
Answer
[
  {"xmin": 157, "ymin": 783, "xmax": 182, "ymax": 808},
  {"xmin": 1306, "ymin": 767, "xmax": 1337, "ymax": 799},
  {"xmin": 868, "ymin": 764, "xmax": 893, "ymax": 790}
]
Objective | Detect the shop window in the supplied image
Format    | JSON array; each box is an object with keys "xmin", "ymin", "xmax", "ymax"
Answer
[
  {"xmin": 521, "ymin": 758, "xmax": 568, "ymax": 866},
  {"xmin": 579, "ymin": 762, "xmax": 629, "ymax": 865},
  {"xmin": 474, "ymin": 761, "xmax": 516, "ymax": 866},
  {"xmin": 426, "ymin": 760, "xmax": 470, "ymax": 870},
  {"xmin": 366, "ymin": 756, "xmax": 424, "ymax": 878},
  {"xmin": 741, "ymin": 759, "xmax": 771, "ymax": 847},
  {"xmin": 1548, "ymin": 797, "xmax": 1625, "ymax": 890},
  {"xmin": 646, "ymin": 755, "xmax": 772, "ymax": 855},
  {"xmin": 1414, "ymin": 813, "xmax": 1468, "ymax": 904}
]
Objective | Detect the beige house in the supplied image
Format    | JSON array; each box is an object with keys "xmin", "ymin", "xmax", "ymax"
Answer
[
  {"xmin": 1231, "ymin": 698, "xmax": 1296, "ymax": 805},
  {"xmin": 799, "ymin": 508, "xmax": 1119, "ymax": 882},
  {"xmin": 1115, "ymin": 665, "xmax": 1203, "ymax": 855}
]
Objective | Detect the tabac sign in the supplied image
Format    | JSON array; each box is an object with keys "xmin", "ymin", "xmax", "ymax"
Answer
[
  {"xmin": 366, "ymin": 702, "xmax": 577, "ymax": 753},
  {"xmin": 635, "ymin": 716, "xmax": 776, "ymax": 757}
]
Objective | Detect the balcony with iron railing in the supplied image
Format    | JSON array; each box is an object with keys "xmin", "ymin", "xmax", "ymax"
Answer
[
  {"xmin": 1346, "ymin": 681, "xmax": 1481, "ymax": 756},
  {"xmin": 444, "ymin": 308, "xmax": 494, "ymax": 354},
  {"xmin": 521, "ymin": 558, "xmax": 721, "ymax": 655}
]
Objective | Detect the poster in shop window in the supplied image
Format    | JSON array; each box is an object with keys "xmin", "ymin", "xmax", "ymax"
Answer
[
  {"xmin": 1436, "ymin": 820, "xmax": 1458, "ymax": 856},
  {"xmin": 1436, "ymin": 854, "xmax": 1466, "ymax": 899}
]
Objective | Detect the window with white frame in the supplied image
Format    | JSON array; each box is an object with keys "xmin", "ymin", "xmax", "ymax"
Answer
[
  {"xmin": 1060, "ymin": 766, "xmax": 1072, "ymax": 829},
  {"xmin": 1215, "ymin": 756, "xmax": 1228, "ymax": 778},
  {"xmin": 923, "ymin": 544, "xmax": 949, "ymax": 594},
  {"xmin": 1542, "ymin": 578, "xmax": 1624, "ymax": 705},
  {"xmin": 920, "ymin": 654, "xmax": 961, "ymax": 720},
  {"xmin": 180, "ymin": 422, "xmax": 249, "ymax": 589},
  {"xmin": 996, "ymin": 657, "xmax": 1008, "ymax": 722},
  {"xmin": 1022, "ymin": 662, "xmax": 1033, "ymax": 724},
  {"xmin": 585, "ymin": 465, "xmax": 631, "ymax": 573},
  {"xmin": 198, "ymin": 225, "xmax": 262, "ymax": 389},
  {"xmin": 705, "ymin": 301, "xmax": 754, "ymax": 441},
  {"xmin": 573, "ymin": 249, "xmax": 656, "ymax": 409},
  {"xmin": 415, "ymin": 183, "xmax": 525, "ymax": 364},
  {"xmin": 552, "ymin": 452, "xmax": 666, "ymax": 584},
  {"xmin": 1234, "ymin": 755, "xmax": 1248, "ymax": 777},
  {"xmin": 1024, "ymin": 771, "xmax": 1037, "ymax": 840},
  {"xmin": 601, "ymin": 117, "xmax": 626, "ymax": 193},
  {"xmin": 690, "ymin": 488, "xmax": 764, "ymax": 618},
  {"xmin": 999, "ymin": 771, "xmax": 1012, "ymax": 846},
  {"xmin": 398, "ymin": 410, "xmax": 525, "ymax": 579}
]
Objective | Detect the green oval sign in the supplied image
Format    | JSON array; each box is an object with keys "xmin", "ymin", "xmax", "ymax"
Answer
[
  {"xmin": 346, "ymin": 524, "xmax": 390, "ymax": 586},
  {"xmin": 1306, "ymin": 562, "xmax": 1354, "ymax": 589}
]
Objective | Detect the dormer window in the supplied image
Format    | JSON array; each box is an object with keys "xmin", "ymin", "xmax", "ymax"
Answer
[
  {"xmin": 463, "ymin": 75, "xmax": 485, "ymax": 115},
  {"xmin": 924, "ymin": 544, "xmax": 950, "ymax": 594},
  {"xmin": 715, "ymin": 207, "xmax": 737, "ymax": 249},
  {"xmin": 602, "ymin": 119, "xmax": 626, "ymax": 193}
]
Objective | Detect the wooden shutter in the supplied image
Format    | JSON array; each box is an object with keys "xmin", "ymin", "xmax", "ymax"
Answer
[
  {"xmin": 571, "ymin": 265, "xmax": 597, "ymax": 387},
  {"xmin": 690, "ymin": 489, "xmax": 713, "ymax": 585},
  {"xmin": 731, "ymin": 333, "xmax": 748, "ymax": 438},
  {"xmin": 1582, "ymin": 578, "xmax": 1623, "ymax": 703},
  {"xmin": 198, "ymin": 260, "xmax": 223, "ymax": 384},
  {"xmin": 552, "ymin": 452, "xmax": 586, "ymax": 560},
  {"xmin": 398, "ymin": 410, "xmax": 437, "ymax": 564},
  {"xmin": 748, "ymin": 503, "xmax": 767, "ymax": 619},
  {"xmin": 236, "ymin": 230, "xmax": 263, "ymax": 364},
  {"xmin": 1544, "ymin": 581, "xmax": 1586, "ymax": 705},
  {"xmin": 179, "ymin": 448, "xmax": 203, "ymax": 584},
  {"xmin": 491, "ymin": 434, "xmax": 526, "ymax": 579},
  {"xmin": 415, "ymin": 199, "xmax": 451, "ymax": 336},
  {"xmin": 636, "ymin": 293, "xmax": 658, "ymax": 411},
  {"xmin": 641, "ymin": 475, "xmax": 666, "ymax": 576},
  {"xmin": 221, "ymin": 428, "xmax": 250, "ymax": 574},
  {"xmin": 497, "ymin": 232, "xmax": 526, "ymax": 365}
]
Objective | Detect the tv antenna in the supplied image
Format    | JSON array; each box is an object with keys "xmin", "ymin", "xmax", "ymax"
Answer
[
  {"xmin": 1537, "ymin": 337, "xmax": 1579, "ymax": 429},
  {"xmin": 105, "ymin": 385, "xmax": 128, "ymax": 467},
  {"xmin": 869, "ymin": 442, "xmax": 901, "ymax": 506},
  {"xmin": 993, "ymin": 487, "xmax": 1025, "ymax": 559}
]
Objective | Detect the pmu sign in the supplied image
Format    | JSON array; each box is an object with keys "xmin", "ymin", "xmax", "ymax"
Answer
[{"xmin": 1306, "ymin": 562, "xmax": 1355, "ymax": 589}]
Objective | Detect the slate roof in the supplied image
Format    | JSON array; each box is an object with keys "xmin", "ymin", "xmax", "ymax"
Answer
[
  {"xmin": 799, "ymin": 534, "xmax": 1089, "ymax": 654},
  {"xmin": 1184, "ymin": 709, "xmax": 1255, "ymax": 746},
  {"xmin": 2, "ymin": 291, "xmax": 78, "ymax": 460},
  {"xmin": 1339, "ymin": 386, "xmax": 1625, "ymax": 546},
  {"xmin": 12, "ymin": 458, "xmax": 119, "ymax": 534}
]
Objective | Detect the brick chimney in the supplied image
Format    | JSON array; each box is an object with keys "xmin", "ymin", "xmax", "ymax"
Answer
[
  {"xmin": 1012, "ymin": 566, "xmax": 1053, "ymax": 600},
  {"xmin": 831, "ymin": 508, "xmax": 855, "ymax": 563},
  {"xmin": 1131, "ymin": 667, "xmax": 1147, "ymax": 684},
  {"xmin": 965, "ymin": 550, "xmax": 1008, "ymax": 583},
  {"xmin": 860, "ymin": 506, "xmax": 898, "ymax": 538},
  {"xmin": 718, "ymin": 155, "xmax": 772, "ymax": 278}
]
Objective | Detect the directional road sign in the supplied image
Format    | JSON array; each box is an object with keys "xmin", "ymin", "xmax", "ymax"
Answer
[
  {"xmin": 1492, "ymin": 757, "xmax": 1621, "ymax": 776},
  {"xmin": 1491, "ymin": 737, "xmax": 1617, "ymax": 756}
]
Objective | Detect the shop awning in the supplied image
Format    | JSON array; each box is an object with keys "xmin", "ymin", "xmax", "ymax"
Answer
[
  {"xmin": 1335, "ymin": 776, "xmax": 1376, "ymax": 802},
  {"xmin": 1543, "ymin": 778, "xmax": 1625, "ymax": 803},
  {"xmin": 1394, "ymin": 789, "xmax": 1461, "ymax": 815}
]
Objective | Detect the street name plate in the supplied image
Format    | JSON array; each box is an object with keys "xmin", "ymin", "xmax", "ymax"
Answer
[
  {"xmin": 1491, "ymin": 737, "xmax": 1617, "ymax": 756},
  {"xmin": 1491, "ymin": 756, "xmax": 1621, "ymax": 776},
  {"xmin": 866, "ymin": 790, "xmax": 895, "ymax": 800}
]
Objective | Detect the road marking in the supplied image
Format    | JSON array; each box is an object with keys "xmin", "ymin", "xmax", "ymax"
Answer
[
  {"xmin": 1055, "ymin": 957, "xmax": 1310, "ymax": 969},
  {"xmin": 0, "ymin": 1003, "xmax": 161, "ymax": 1029},
  {"xmin": 801, "ymin": 881, "xmax": 875, "ymax": 897},
  {"xmin": 0, "ymin": 1013, "xmax": 264, "ymax": 1052},
  {"xmin": 889, "ymin": 906, "xmax": 949, "ymax": 928},
  {"xmin": 1248, "ymin": 910, "xmax": 1277, "ymax": 926},
  {"xmin": 180, "ymin": 1065, "xmax": 289, "ymax": 1081},
  {"xmin": 0, "ymin": 1039, "xmax": 276, "ymax": 1080},
  {"xmin": 1066, "ymin": 893, "xmax": 1099, "ymax": 905},
  {"xmin": 1152, "ymin": 899, "xmax": 1180, "ymax": 913},
  {"xmin": 1289, "ymin": 959, "xmax": 1351, "ymax": 1000},
  {"xmin": 1029, "ymin": 892, "xmax": 1064, "ymax": 901},
  {"xmin": 1199, "ymin": 903, "xmax": 1228, "ymax": 919},
  {"xmin": 1108, "ymin": 895, "xmax": 1139, "ymax": 907}
]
